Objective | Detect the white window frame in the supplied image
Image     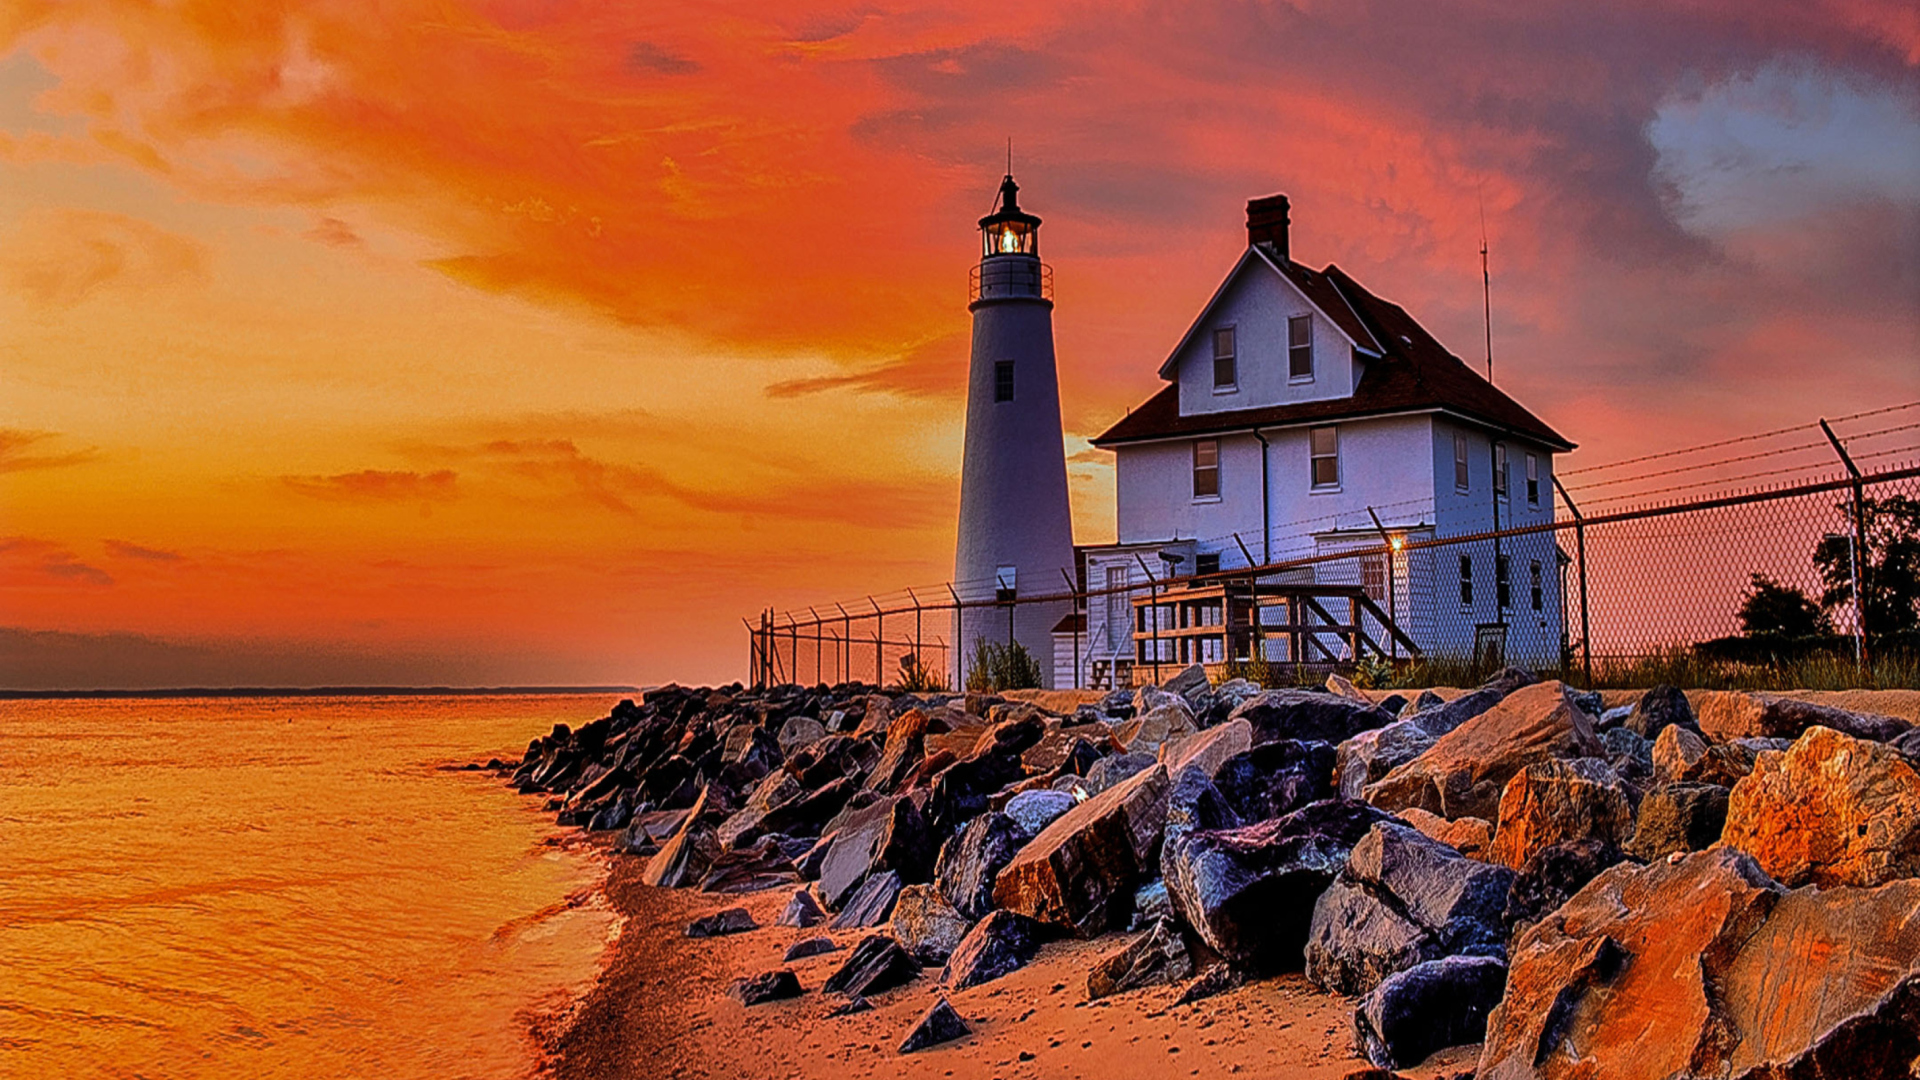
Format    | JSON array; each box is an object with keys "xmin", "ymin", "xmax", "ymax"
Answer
[
  {"xmin": 1494, "ymin": 443, "xmax": 1509, "ymax": 501},
  {"xmin": 1211, "ymin": 326, "xmax": 1237, "ymax": 393},
  {"xmin": 1192, "ymin": 439, "xmax": 1220, "ymax": 501},
  {"xmin": 1526, "ymin": 453, "xmax": 1540, "ymax": 506},
  {"xmin": 1454, "ymin": 433, "xmax": 1470, "ymax": 492},
  {"xmin": 1309, "ymin": 426, "xmax": 1340, "ymax": 491},
  {"xmin": 1287, "ymin": 314, "xmax": 1314, "ymax": 383}
]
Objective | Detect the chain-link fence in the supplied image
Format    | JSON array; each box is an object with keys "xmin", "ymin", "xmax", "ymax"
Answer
[{"xmin": 748, "ymin": 434, "xmax": 1920, "ymax": 692}]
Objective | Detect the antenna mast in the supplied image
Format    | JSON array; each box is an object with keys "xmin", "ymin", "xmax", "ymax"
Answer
[{"xmin": 1479, "ymin": 193, "xmax": 1493, "ymax": 384}]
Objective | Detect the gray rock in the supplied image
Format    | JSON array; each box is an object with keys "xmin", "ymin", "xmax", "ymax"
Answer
[
  {"xmin": 890, "ymin": 884, "xmax": 972, "ymax": 965},
  {"xmin": 730, "ymin": 968, "xmax": 803, "ymax": 1006},
  {"xmin": 1303, "ymin": 822, "xmax": 1513, "ymax": 996},
  {"xmin": 933, "ymin": 812, "xmax": 1025, "ymax": 921},
  {"xmin": 940, "ymin": 910, "xmax": 1046, "ymax": 989},
  {"xmin": 1502, "ymin": 837, "xmax": 1630, "ymax": 931},
  {"xmin": 1336, "ymin": 722, "xmax": 1437, "ymax": 800},
  {"xmin": 897, "ymin": 997, "xmax": 970, "ymax": 1054},
  {"xmin": 1086, "ymin": 916, "xmax": 1193, "ymax": 999},
  {"xmin": 1163, "ymin": 799, "xmax": 1393, "ymax": 971},
  {"xmin": 1164, "ymin": 765, "xmax": 1242, "ymax": 856},
  {"xmin": 686, "ymin": 907, "xmax": 758, "ymax": 938},
  {"xmin": 1597, "ymin": 704, "xmax": 1634, "ymax": 730},
  {"xmin": 817, "ymin": 796, "xmax": 931, "ymax": 909},
  {"xmin": 821, "ymin": 933, "xmax": 919, "ymax": 997},
  {"xmin": 783, "ymin": 936, "xmax": 839, "ymax": 961},
  {"xmin": 1163, "ymin": 663, "xmax": 1212, "ymax": 702},
  {"xmin": 777, "ymin": 889, "xmax": 825, "ymax": 928},
  {"xmin": 1127, "ymin": 879, "xmax": 1174, "ymax": 930},
  {"xmin": 829, "ymin": 870, "xmax": 903, "ymax": 929},
  {"xmin": 1626, "ymin": 684, "xmax": 1697, "ymax": 739},
  {"xmin": 777, "ymin": 715, "xmax": 826, "ymax": 756},
  {"xmin": 1003, "ymin": 789, "xmax": 1077, "ymax": 837},
  {"xmin": 1228, "ymin": 690, "xmax": 1392, "ymax": 745},
  {"xmin": 1627, "ymin": 782, "xmax": 1730, "ymax": 860},
  {"xmin": 1082, "ymin": 751, "xmax": 1156, "ymax": 795},
  {"xmin": 1355, "ymin": 955, "xmax": 1507, "ymax": 1069},
  {"xmin": 1213, "ymin": 739, "xmax": 1338, "ymax": 820}
]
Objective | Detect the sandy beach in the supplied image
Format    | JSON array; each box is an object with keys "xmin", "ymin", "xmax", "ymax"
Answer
[{"xmin": 542, "ymin": 851, "xmax": 1478, "ymax": 1080}]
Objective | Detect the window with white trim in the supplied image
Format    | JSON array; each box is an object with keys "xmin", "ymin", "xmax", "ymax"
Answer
[
  {"xmin": 1192, "ymin": 439, "xmax": 1219, "ymax": 499},
  {"xmin": 1212, "ymin": 327, "xmax": 1236, "ymax": 391},
  {"xmin": 1494, "ymin": 443, "xmax": 1509, "ymax": 500},
  {"xmin": 1454, "ymin": 433, "xmax": 1470, "ymax": 492},
  {"xmin": 1288, "ymin": 315, "xmax": 1313, "ymax": 380},
  {"xmin": 1309, "ymin": 426, "xmax": 1339, "ymax": 489},
  {"xmin": 1526, "ymin": 453, "xmax": 1539, "ymax": 506}
]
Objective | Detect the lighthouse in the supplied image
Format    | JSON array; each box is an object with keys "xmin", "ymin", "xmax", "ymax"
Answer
[{"xmin": 953, "ymin": 173, "xmax": 1076, "ymax": 689}]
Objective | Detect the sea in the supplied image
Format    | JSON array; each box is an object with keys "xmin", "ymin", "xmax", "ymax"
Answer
[{"xmin": 0, "ymin": 693, "xmax": 622, "ymax": 1079}]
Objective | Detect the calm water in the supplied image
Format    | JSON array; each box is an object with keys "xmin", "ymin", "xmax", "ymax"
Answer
[{"xmin": 0, "ymin": 694, "xmax": 619, "ymax": 1079}]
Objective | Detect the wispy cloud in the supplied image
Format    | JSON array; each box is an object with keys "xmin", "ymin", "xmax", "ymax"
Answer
[
  {"xmin": 0, "ymin": 209, "xmax": 210, "ymax": 307},
  {"xmin": 0, "ymin": 537, "xmax": 113, "ymax": 587},
  {"xmin": 103, "ymin": 539, "xmax": 185, "ymax": 562},
  {"xmin": 281, "ymin": 469, "xmax": 459, "ymax": 504},
  {"xmin": 0, "ymin": 429, "xmax": 98, "ymax": 473}
]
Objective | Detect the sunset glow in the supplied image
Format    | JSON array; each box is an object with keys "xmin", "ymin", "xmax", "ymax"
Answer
[{"xmin": 2, "ymin": 1, "xmax": 1916, "ymax": 687}]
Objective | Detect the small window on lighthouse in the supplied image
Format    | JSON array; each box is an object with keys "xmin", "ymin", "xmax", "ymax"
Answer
[{"xmin": 994, "ymin": 361, "xmax": 1015, "ymax": 402}]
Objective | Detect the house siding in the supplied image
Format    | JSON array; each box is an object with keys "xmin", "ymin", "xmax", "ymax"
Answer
[{"xmin": 1172, "ymin": 262, "xmax": 1361, "ymax": 418}]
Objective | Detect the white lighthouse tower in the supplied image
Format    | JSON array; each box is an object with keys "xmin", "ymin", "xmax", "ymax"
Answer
[{"xmin": 953, "ymin": 173, "xmax": 1076, "ymax": 689}]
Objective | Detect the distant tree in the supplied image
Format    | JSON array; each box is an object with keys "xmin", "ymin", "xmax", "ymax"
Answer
[
  {"xmin": 1738, "ymin": 573, "xmax": 1830, "ymax": 638},
  {"xmin": 1814, "ymin": 495, "xmax": 1920, "ymax": 638}
]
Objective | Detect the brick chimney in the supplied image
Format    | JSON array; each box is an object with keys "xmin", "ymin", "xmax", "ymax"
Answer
[{"xmin": 1246, "ymin": 194, "xmax": 1291, "ymax": 261}]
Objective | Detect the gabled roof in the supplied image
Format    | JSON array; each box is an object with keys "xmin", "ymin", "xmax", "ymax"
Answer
[
  {"xmin": 1155, "ymin": 248, "xmax": 1382, "ymax": 380},
  {"xmin": 1098, "ymin": 255, "xmax": 1574, "ymax": 451}
]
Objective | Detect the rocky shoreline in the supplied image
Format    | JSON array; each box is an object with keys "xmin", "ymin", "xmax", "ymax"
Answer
[{"xmin": 501, "ymin": 671, "xmax": 1920, "ymax": 1079}]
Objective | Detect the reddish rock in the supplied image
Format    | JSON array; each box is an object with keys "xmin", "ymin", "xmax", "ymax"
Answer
[
  {"xmin": 1486, "ymin": 759, "xmax": 1635, "ymax": 872},
  {"xmin": 1158, "ymin": 718, "xmax": 1252, "ymax": 777},
  {"xmin": 1720, "ymin": 724, "xmax": 1920, "ymax": 887},
  {"xmin": 1364, "ymin": 682, "xmax": 1604, "ymax": 821},
  {"xmin": 1651, "ymin": 723, "xmax": 1754, "ymax": 787},
  {"xmin": 642, "ymin": 785, "xmax": 720, "ymax": 888},
  {"xmin": 1693, "ymin": 690, "xmax": 1910, "ymax": 743},
  {"xmin": 1480, "ymin": 849, "xmax": 1920, "ymax": 1080},
  {"xmin": 889, "ymin": 883, "xmax": 972, "ymax": 965},
  {"xmin": 1625, "ymin": 782, "xmax": 1729, "ymax": 860},
  {"xmin": 863, "ymin": 708, "xmax": 929, "ymax": 794},
  {"xmin": 1397, "ymin": 807, "xmax": 1493, "ymax": 860},
  {"xmin": 992, "ymin": 764, "xmax": 1170, "ymax": 936}
]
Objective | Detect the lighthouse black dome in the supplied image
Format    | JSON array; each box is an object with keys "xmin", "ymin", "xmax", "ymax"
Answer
[{"xmin": 979, "ymin": 174, "xmax": 1041, "ymax": 257}]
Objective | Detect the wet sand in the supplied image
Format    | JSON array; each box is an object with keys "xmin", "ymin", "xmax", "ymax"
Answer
[{"xmin": 541, "ymin": 853, "xmax": 1477, "ymax": 1080}]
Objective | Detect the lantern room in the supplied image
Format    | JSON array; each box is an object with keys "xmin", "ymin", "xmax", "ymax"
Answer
[{"xmin": 979, "ymin": 174, "xmax": 1041, "ymax": 259}]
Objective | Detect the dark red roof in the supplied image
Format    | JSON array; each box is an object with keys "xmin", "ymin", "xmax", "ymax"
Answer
[{"xmin": 1098, "ymin": 256, "xmax": 1573, "ymax": 451}]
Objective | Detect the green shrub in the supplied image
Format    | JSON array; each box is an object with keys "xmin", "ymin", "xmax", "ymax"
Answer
[{"xmin": 964, "ymin": 639, "xmax": 1042, "ymax": 692}]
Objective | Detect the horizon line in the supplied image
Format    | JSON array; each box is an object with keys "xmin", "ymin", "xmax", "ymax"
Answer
[{"xmin": 0, "ymin": 685, "xmax": 647, "ymax": 701}]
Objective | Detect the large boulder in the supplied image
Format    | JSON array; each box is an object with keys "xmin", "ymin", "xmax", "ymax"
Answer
[
  {"xmin": 1720, "ymin": 724, "xmax": 1920, "ymax": 887},
  {"xmin": 890, "ymin": 884, "xmax": 972, "ymax": 965},
  {"xmin": 1118, "ymin": 698, "xmax": 1198, "ymax": 755},
  {"xmin": 992, "ymin": 764, "xmax": 1171, "ymax": 936},
  {"xmin": 642, "ymin": 786, "xmax": 720, "ymax": 888},
  {"xmin": 1694, "ymin": 690, "xmax": 1910, "ymax": 743},
  {"xmin": 1335, "ymin": 721, "xmax": 1436, "ymax": 800},
  {"xmin": 1163, "ymin": 799, "xmax": 1392, "ymax": 971},
  {"xmin": 1080, "ymin": 750, "xmax": 1155, "ymax": 796},
  {"xmin": 1003, "ymin": 789, "xmax": 1077, "ymax": 837},
  {"xmin": 776, "ymin": 715, "xmax": 826, "ymax": 756},
  {"xmin": 1401, "ymin": 667, "xmax": 1540, "ymax": 737},
  {"xmin": 817, "ymin": 795, "xmax": 933, "ymax": 909},
  {"xmin": 1356, "ymin": 955, "xmax": 1508, "ymax": 1070},
  {"xmin": 933, "ymin": 812, "xmax": 1025, "ymax": 921},
  {"xmin": 1086, "ymin": 916, "xmax": 1193, "ymax": 1000},
  {"xmin": 1625, "ymin": 782, "xmax": 1729, "ymax": 860},
  {"xmin": 1479, "ymin": 849, "xmax": 1920, "ymax": 1080},
  {"xmin": 924, "ymin": 715, "xmax": 1047, "ymax": 834},
  {"xmin": 1212, "ymin": 739, "xmax": 1338, "ymax": 822},
  {"xmin": 1163, "ymin": 765, "xmax": 1242, "ymax": 854},
  {"xmin": 1304, "ymin": 822, "xmax": 1513, "ymax": 996},
  {"xmin": 1363, "ymin": 681, "xmax": 1603, "ymax": 821},
  {"xmin": 1486, "ymin": 759, "xmax": 1635, "ymax": 872},
  {"xmin": 716, "ymin": 770, "xmax": 804, "ymax": 849},
  {"xmin": 1228, "ymin": 690, "xmax": 1392, "ymax": 745},
  {"xmin": 940, "ymin": 909, "xmax": 1046, "ymax": 989}
]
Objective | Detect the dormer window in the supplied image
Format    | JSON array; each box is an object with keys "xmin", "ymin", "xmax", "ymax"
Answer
[
  {"xmin": 1288, "ymin": 315, "xmax": 1313, "ymax": 381},
  {"xmin": 1212, "ymin": 327, "xmax": 1237, "ymax": 391}
]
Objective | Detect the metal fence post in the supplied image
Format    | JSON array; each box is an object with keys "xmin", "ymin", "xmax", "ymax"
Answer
[
  {"xmin": 870, "ymin": 597, "xmax": 884, "ymax": 687},
  {"xmin": 1819, "ymin": 419, "xmax": 1871, "ymax": 669},
  {"xmin": 1366, "ymin": 507, "xmax": 1397, "ymax": 662},
  {"xmin": 1554, "ymin": 476, "xmax": 1593, "ymax": 689},
  {"xmin": 1061, "ymin": 567, "xmax": 1081, "ymax": 690},
  {"xmin": 1135, "ymin": 553, "xmax": 1161, "ymax": 686}
]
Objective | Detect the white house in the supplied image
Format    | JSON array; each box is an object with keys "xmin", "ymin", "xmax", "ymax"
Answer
[{"xmin": 1066, "ymin": 195, "xmax": 1574, "ymax": 688}]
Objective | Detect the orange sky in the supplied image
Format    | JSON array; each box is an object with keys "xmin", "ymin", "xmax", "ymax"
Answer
[{"xmin": 2, "ymin": 1, "xmax": 1916, "ymax": 688}]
